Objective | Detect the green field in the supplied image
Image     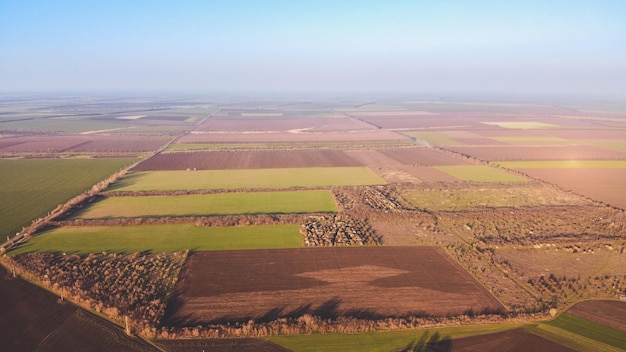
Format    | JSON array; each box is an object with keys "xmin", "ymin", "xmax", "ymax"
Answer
[
  {"xmin": 77, "ymin": 190, "xmax": 337, "ymax": 218},
  {"xmin": 434, "ymin": 165, "xmax": 528, "ymax": 183},
  {"xmin": 490, "ymin": 136, "xmax": 570, "ymax": 145},
  {"xmin": 482, "ymin": 121, "xmax": 559, "ymax": 129},
  {"xmin": 109, "ymin": 167, "xmax": 385, "ymax": 191},
  {"xmin": 268, "ymin": 323, "xmax": 525, "ymax": 352},
  {"xmin": 496, "ymin": 160, "xmax": 626, "ymax": 169},
  {"xmin": 402, "ymin": 131, "xmax": 463, "ymax": 146},
  {"xmin": 8, "ymin": 224, "xmax": 301, "ymax": 255},
  {"xmin": 545, "ymin": 313, "xmax": 626, "ymax": 349},
  {"xmin": 0, "ymin": 158, "xmax": 134, "ymax": 238}
]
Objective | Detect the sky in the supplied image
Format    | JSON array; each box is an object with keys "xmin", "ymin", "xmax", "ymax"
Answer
[{"xmin": 1, "ymin": 0, "xmax": 625, "ymax": 97}]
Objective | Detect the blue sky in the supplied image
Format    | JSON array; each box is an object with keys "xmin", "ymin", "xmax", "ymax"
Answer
[{"xmin": 1, "ymin": 0, "xmax": 625, "ymax": 96}]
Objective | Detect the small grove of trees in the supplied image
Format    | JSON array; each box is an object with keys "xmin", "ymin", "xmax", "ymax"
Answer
[{"xmin": 9, "ymin": 251, "xmax": 186, "ymax": 334}]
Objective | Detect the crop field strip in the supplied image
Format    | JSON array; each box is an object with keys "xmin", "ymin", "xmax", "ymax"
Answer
[
  {"xmin": 9, "ymin": 224, "xmax": 302, "ymax": 255},
  {"xmin": 76, "ymin": 190, "xmax": 337, "ymax": 218},
  {"xmin": 0, "ymin": 158, "xmax": 135, "ymax": 238},
  {"xmin": 447, "ymin": 145, "xmax": 626, "ymax": 161},
  {"xmin": 433, "ymin": 165, "xmax": 528, "ymax": 183},
  {"xmin": 108, "ymin": 167, "xmax": 386, "ymax": 191},
  {"xmin": 133, "ymin": 149, "xmax": 363, "ymax": 170},
  {"xmin": 164, "ymin": 247, "xmax": 504, "ymax": 325}
]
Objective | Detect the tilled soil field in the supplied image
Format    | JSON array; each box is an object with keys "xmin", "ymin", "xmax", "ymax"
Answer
[
  {"xmin": 446, "ymin": 145, "xmax": 626, "ymax": 161},
  {"xmin": 134, "ymin": 150, "xmax": 362, "ymax": 170},
  {"xmin": 517, "ymin": 168, "xmax": 626, "ymax": 209},
  {"xmin": 0, "ymin": 134, "xmax": 169, "ymax": 153},
  {"xmin": 194, "ymin": 117, "xmax": 376, "ymax": 133},
  {"xmin": 0, "ymin": 266, "xmax": 157, "ymax": 352},
  {"xmin": 377, "ymin": 147, "xmax": 470, "ymax": 166},
  {"xmin": 567, "ymin": 300, "xmax": 626, "ymax": 332},
  {"xmin": 178, "ymin": 129, "xmax": 408, "ymax": 143},
  {"xmin": 163, "ymin": 247, "xmax": 503, "ymax": 326}
]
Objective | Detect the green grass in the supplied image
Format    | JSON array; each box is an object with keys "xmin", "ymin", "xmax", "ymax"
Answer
[
  {"xmin": 8, "ymin": 224, "xmax": 301, "ymax": 255},
  {"xmin": 434, "ymin": 165, "xmax": 528, "ymax": 183},
  {"xmin": 496, "ymin": 160, "xmax": 626, "ymax": 169},
  {"xmin": 0, "ymin": 118, "xmax": 133, "ymax": 133},
  {"xmin": 482, "ymin": 121, "xmax": 559, "ymax": 129},
  {"xmin": 490, "ymin": 136, "xmax": 570, "ymax": 145},
  {"xmin": 527, "ymin": 324, "xmax": 625, "ymax": 352},
  {"xmin": 545, "ymin": 313, "xmax": 626, "ymax": 349},
  {"xmin": 0, "ymin": 158, "xmax": 135, "ymax": 238},
  {"xmin": 77, "ymin": 190, "xmax": 337, "ymax": 218},
  {"xmin": 267, "ymin": 323, "xmax": 525, "ymax": 352},
  {"xmin": 401, "ymin": 131, "xmax": 463, "ymax": 146},
  {"xmin": 109, "ymin": 167, "xmax": 386, "ymax": 191}
]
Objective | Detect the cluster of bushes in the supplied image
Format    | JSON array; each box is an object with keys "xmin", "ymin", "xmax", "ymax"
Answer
[
  {"xmin": 301, "ymin": 214, "xmax": 382, "ymax": 246},
  {"xmin": 332, "ymin": 186, "xmax": 413, "ymax": 214},
  {"xmin": 156, "ymin": 311, "xmax": 535, "ymax": 339},
  {"xmin": 10, "ymin": 252, "xmax": 185, "ymax": 330},
  {"xmin": 437, "ymin": 206, "xmax": 626, "ymax": 246}
]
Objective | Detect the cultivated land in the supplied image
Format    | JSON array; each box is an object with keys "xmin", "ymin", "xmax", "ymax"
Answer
[
  {"xmin": 2, "ymin": 95, "xmax": 626, "ymax": 351},
  {"xmin": 108, "ymin": 167, "xmax": 385, "ymax": 191},
  {"xmin": 9, "ymin": 224, "xmax": 302, "ymax": 255},
  {"xmin": 76, "ymin": 191, "xmax": 337, "ymax": 218},
  {"xmin": 164, "ymin": 247, "xmax": 504, "ymax": 326},
  {"xmin": 0, "ymin": 158, "xmax": 134, "ymax": 238}
]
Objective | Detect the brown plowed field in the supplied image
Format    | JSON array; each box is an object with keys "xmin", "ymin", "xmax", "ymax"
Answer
[
  {"xmin": 0, "ymin": 135, "xmax": 168, "ymax": 153},
  {"xmin": 378, "ymin": 147, "xmax": 470, "ymax": 166},
  {"xmin": 0, "ymin": 266, "xmax": 158, "ymax": 352},
  {"xmin": 195, "ymin": 117, "xmax": 376, "ymax": 132},
  {"xmin": 134, "ymin": 150, "xmax": 362, "ymax": 171},
  {"xmin": 567, "ymin": 300, "xmax": 626, "ymax": 332},
  {"xmin": 519, "ymin": 168, "xmax": 626, "ymax": 209},
  {"xmin": 444, "ymin": 327, "xmax": 575, "ymax": 352},
  {"xmin": 164, "ymin": 247, "xmax": 503, "ymax": 326},
  {"xmin": 178, "ymin": 130, "xmax": 408, "ymax": 143},
  {"xmin": 447, "ymin": 145, "xmax": 626, "ymax": 161}
]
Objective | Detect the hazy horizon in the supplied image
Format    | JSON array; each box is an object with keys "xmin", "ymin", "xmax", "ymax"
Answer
[{"xmin": 2, "ymin": 1, "xmax": 625, "ymax": 98}]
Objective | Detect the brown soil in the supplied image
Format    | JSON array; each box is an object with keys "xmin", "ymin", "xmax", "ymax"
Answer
[
  {"xmin": 447, "ymin": 145, "xmax": 626, "ymax": 161},
  {"xmin": 195, "ymin": 117, "xmax": 376, "ymax": 133},
  {"xmin": 134, "ymin": 150, "xmax": 362, "ymax": 170},
  {"xmin": 0, "ymin": 134, "xmax": 168, "ymax": 153},
  {"xmin": 518, "ymin": 168, "xmax": 626, "ymax": 209},
  {"xmin": 439, "ymin": 327, "xmax": 575, "ymax": 352},
  {"xmin": 0, "ymin": 265, "xmax": 158, "ymax": 352},
  {"xmin": 567, "ymin": 300, "xmax": 626, "ymax": 332},
  {"xmin": 164, "ymin": 247, "xmax": 503, "ymax": 326},
  {"xmin": 378, "ymin": 147, "xmax": 471, "ymax": 166},
  {"xmin": 178, "ymin": 129, "xmax": 408, "ymax": 143}
]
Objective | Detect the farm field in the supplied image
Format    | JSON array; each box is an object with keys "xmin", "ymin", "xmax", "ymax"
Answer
[
  {"xmin": 0, "ymin": 158, "xmax": 134, "ymax": 238},
  {"xmin": 512, "ymin": 168, "xmax": 626, "ymax": 209},
  {"xmin": 545, "ymin": 313, "xmax": 626, "ymax": 350},
  {"xmin": 567, "ymin": 300, "xmax": 626, "ymax": 332},
  {"xmin": 401, "ymin": 184, "xmax": 591, "ymax": 211},
  {"xmin": 9, "ymin": 224, "xmax": 302, "ymax": 255},
  {"xmin": 109, "ymin": 167, "xmax": 385, "ymax": 191},
  {"xmin": 0, "ymin": 266, "xmax": 157, "ymax": 352},
  {"xmin": 76, "ymin": 191, "xmax": 337, "ymax": 218},
  {"xmin": 163, "ymin": 247, "xmax": 504, "ymax": 325},
  {"xmin": 133, "ymin": 150, "xmax": 362, "ymax": 170},
  {"xmin": 447, "ymin": 145, "xmax": 626, "ymax": 161},
  {"xmin": 434, "ymin": 165, "xmax": 528, "ymax": 183},
  {"xmin": 3, "ymin": 95, "xmax": 626, "ymax": 351}
]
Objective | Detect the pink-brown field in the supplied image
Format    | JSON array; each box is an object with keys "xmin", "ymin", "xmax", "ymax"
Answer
[
  {"xmin": 133, "ymin": 150, "xmax": 362, "ymax": 170},
  {"xmin": 164, "ymin": 247, "xmax": 503, "ymax": 326},
  {"xmin": 518, "ymin": 168, "xmax": 626, "ymax": 209},
  {"xmin": 447, "ymin": 145, "xmax": 626, "ymax": 161}
]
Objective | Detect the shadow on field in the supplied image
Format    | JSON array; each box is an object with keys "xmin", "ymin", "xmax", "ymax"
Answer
[{"xmin": 400, "ymin": 331, "xmax": 452, "ymax": 352}]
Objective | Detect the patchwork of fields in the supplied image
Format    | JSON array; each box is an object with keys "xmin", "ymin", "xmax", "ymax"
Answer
[{"xmin": 3, "ymin": 97, "xmax": 626, "ymax": 351}]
